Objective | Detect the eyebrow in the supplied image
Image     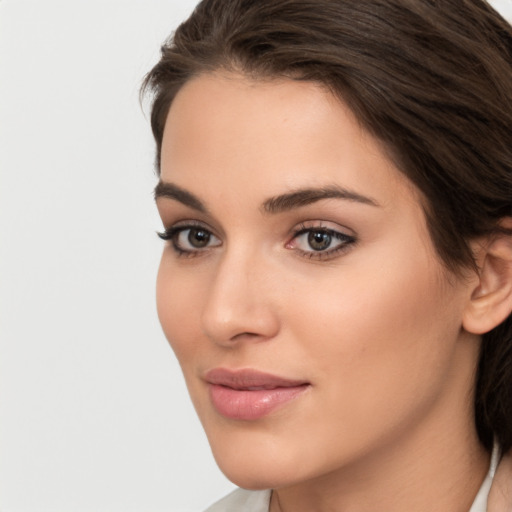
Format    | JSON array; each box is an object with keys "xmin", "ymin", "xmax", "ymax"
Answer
[
  {"xmin": 154, "ymin": 181, "xmax": 208, "ymax": 213},
  {"xmin": 262, "ymin": 185, "xmax": 380, "ymax": 213},
  {"xmin": 154, "ymin": 181, "xmax": 379, "ymax": 214}
]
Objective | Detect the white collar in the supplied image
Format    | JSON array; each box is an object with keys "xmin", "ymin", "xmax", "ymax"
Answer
[
  {"xmin": 469, "ymin": 443, "xmax": 501, "ymax": 512},
  {"xmin": 207, "ymin": 444, "xmax": 504, "ymax": 512}
]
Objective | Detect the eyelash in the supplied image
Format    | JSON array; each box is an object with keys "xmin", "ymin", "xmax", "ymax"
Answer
[
  {"xmin": 157, "ymin": 222, "xmax": 356, "ymax": 260},
  {"xmin": 287, "ymin": 223, "xmax": 356, "ymax": 260},
  {"xmin": 157, "ymin": 221, "xmax": 219, "ymax": 258}
]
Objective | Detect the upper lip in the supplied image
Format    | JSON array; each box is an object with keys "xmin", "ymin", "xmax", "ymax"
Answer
[{"xmin": 204, "ymin": 368, "xmax": 309, "ymax": 390}]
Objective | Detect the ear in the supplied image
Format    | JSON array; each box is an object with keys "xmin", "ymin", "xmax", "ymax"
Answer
[{"xmin": 463, "ymin": 219, "xmax": 512, "ymax": 335}]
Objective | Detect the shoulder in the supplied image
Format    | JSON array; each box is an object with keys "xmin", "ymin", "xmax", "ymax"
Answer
[{"xmin": 204, "ymin": 488, "xmax": 271, "ymax": 512}]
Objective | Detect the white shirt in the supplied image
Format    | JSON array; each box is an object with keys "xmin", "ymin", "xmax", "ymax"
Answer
[
  {"xmin": 205, "ymin": 445, "xmax": 503, "ymax": 512},
  {"xmin": 204, "ymin": 488, "xmax": 270, "ymax": 512},
  {"xmin": 469, "ymin": 443, "xmax": 500, "ymax": 512}
]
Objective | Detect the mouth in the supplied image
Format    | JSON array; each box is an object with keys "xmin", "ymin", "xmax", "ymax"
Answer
[{"xmin": 204, "ymin": 368, "xmax": 311, "ymax": 421}]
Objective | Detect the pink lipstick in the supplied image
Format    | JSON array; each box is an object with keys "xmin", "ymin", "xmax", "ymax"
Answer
[{"xmin": 205, "ymin": 368, "xmax": 310, "ymax": 420}]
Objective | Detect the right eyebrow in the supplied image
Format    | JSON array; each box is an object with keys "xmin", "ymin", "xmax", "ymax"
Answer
[{"xmin": 154, "ymin": 181, "xmax": 208, "ymax": 213}]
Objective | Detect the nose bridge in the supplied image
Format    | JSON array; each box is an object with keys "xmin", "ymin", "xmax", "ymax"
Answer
[{"xmin": 200, "ymin": 243, "xmax": 279, "ymax": 344}]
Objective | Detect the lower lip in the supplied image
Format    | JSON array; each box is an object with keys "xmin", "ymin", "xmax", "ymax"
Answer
[{"xmin": 208, "ymin": 383, "xmax": 309, "ymax": 421}]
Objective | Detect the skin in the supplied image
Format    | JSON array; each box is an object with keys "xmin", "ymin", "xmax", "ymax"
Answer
[{"xmin": 155, "ymin": 73, "xmax": 489, "ymax": 512}]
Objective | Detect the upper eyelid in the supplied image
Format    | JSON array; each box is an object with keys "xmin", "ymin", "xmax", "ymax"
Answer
[
  {"xmin": 160, "ymin": 218, "xmax": 356, "ymax": 243},
  {"xmin": 160, "ymin": 216, "xmax": 226, "ymax": 239},
  {"xmin": 294, "ymin": 225, "xmax": 350, "ymax": 234},
  {"xmin": 291, "ymin": 226, "xmax": 356, "ymax": 243},
  {"xmin": 163, "ymin": 219, "xmax": 218, "ymax": 234},
  {"xmin": 291, "ymin": 220, "xmax": 355, "ymax": 236}
]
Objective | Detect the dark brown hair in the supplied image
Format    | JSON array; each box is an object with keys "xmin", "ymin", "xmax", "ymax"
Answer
[{"xmin": 142, "ymin": 0, "xmax": 512, "ymax": 452}]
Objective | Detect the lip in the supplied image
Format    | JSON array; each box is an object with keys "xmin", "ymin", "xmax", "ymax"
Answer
[{"xmin": 205, "ymin": 368, "xmax": 310, "ymax": 421}]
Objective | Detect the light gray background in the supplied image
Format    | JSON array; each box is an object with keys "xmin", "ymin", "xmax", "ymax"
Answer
[
  {"xmin": 1, "ymin": 1, "xmax": 511, "ymax": 511},
  {"xmin": 0, "ymin": 1, "xmax": 235, "ymax": 511}
]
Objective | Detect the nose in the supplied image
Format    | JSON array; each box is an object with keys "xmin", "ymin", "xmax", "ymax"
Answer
[{"xmin": 200, "ymin": 248, "xmax": 280, "ymax": 346}]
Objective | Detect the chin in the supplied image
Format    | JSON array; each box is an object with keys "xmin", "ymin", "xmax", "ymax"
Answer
[
  {"xmin": 207, "ymin": 429, "xmax": 313, "ymax": 490},
  {"xmin": 217, "ymin": 458, "xmax": 296, "ymax": 491},
  {"xmin": 221, "ymin": 469, "xmax": 278, "ymax": 491}
]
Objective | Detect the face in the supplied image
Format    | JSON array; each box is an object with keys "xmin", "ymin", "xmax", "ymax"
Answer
[{"xmin": 155, "ymin": 73, "xmax": 478, "ymax": 490}]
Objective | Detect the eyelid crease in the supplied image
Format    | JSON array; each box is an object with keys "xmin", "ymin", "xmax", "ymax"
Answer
[
  {"xmin": 157, "ymin": 219, "xmax": 211, "ymax": 239},
  {"xmin": 291, "ymin": 219, "xmax": 355, "ymax": 236}
]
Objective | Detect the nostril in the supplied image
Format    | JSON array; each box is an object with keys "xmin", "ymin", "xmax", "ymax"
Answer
[
  {"xmin": 230, "ymin": 331, "xmax": 267, "ymax": 343},
  {"xmin": 201, "ymin": 308, "xmax": 280, "ymax": 346}
]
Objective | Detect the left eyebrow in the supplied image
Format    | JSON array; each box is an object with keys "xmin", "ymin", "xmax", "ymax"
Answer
[{"xmin": 262, "ymin": 185, "xmax": 380, "ymax": 214}]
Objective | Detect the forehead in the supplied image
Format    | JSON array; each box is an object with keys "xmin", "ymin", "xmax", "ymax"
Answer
[{"xmin": 160, "ymin": 72, "xmax": 416, "ymax": 209}]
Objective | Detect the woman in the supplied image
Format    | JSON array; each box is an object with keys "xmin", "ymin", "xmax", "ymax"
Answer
[{"xmin": 143, "ymin": 1, "xmax": 512, "ymax": 510}]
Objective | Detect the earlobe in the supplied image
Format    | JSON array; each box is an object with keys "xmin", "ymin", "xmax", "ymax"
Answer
[{"xmin": 463, "ymin": 219, "xmax": 512, "ymax": 335}]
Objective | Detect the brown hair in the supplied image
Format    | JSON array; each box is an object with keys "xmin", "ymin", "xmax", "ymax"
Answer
[{"xmin": 142, "ymin": 0, "xmax": 512, "ymax": 452}]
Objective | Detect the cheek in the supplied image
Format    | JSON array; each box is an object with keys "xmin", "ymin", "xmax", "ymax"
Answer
[
  {"xmin": 156, "ymin": 254, "xmax": 204, "ymax": 361},
  {"xmin": 285, "ymin": 244, "xmax": 463, "ymax": 431}
]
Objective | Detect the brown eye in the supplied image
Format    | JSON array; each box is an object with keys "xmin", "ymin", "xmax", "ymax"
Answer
[
  {"xmin": 308, "ymin": 231, "xmax": 332, "ymax": 251},
  {"xmin": 288, "ymin": 225, "xmax": 356, "ymax": 260},
  {"xmin": 158, "ymin": 224, "xmax": 221, "ymax": 254},
  {"xmin": 188, "ymin": 228, "xmax": 211, "ymax": 248},
  {"xmin": 169, "ymin": 225, "xmax": 221, "ymax": 254}
]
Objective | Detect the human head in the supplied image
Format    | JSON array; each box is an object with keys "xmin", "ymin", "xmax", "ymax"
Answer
[{"xmin": 143, "ymin": 0, "xmax": 512, "ymax": 452}]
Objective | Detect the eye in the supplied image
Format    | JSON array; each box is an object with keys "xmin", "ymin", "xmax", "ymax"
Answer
[
  {"xmin": 158, "ymin": 223, "xmax": 221, "ymax": 255},
  {"xmin": 304, "ymin": 230, "xmax": 335, "ymax": 251},
  {"xmin": 287, "ymin": 224, "xmax": 356, "ymax": 259}
]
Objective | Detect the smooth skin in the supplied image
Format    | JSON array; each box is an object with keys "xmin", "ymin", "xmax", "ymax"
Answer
[{"xmin": 155, "ymin": 73, "xmax": 510, "ymax": 512}]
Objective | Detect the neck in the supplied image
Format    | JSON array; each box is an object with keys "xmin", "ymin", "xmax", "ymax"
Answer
[
  {"xmin": 270, "ymin": 430, "xmax": 489, "ymax": 512},
  {"xmin": 270, "ymin": 434, "xmax": 489, "ymax": 512}
]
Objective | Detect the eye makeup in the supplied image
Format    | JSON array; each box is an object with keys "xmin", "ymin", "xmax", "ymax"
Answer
[
  {"xmin": 158, "ymin": 218, "xmax": 357, "ymax": 261},
  {"xmin": 286, "ymin": 221, "xmax": 357, "ymax": 261}
]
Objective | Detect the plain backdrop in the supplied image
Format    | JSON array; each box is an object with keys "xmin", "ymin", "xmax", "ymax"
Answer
[
  {"xmin": 0, "ymin": 1, "xmax": 235, "ymax": 511},
  {"xmin": 1, "ymin": 1, "xmax": 512, "ymax": 511}
]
